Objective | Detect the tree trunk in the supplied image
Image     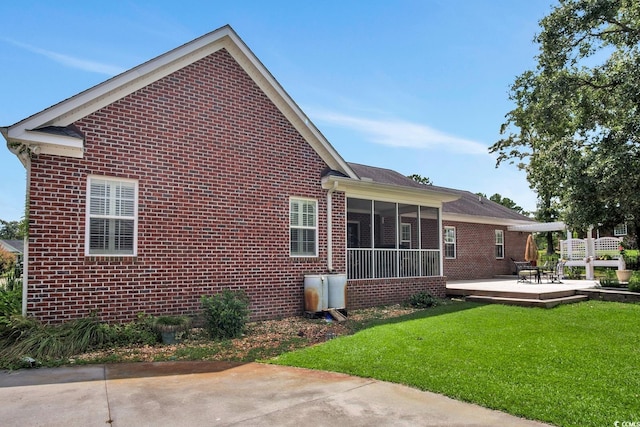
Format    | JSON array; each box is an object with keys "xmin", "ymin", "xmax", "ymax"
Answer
[{"xmin": 546, "ymin": 231, "xmax": 555, "ymax": 254}]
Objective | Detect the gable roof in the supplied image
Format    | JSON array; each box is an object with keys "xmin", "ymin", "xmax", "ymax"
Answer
[
  {"xmin": 0, "ymin": 239, "xmax": 24, "ymax": 254},
  {"xmin": 2, "ymin": 25, "xmax": 357, "ymax": 179},
  {"xmin": 347, "ymin": 163, "xmax": 534, "ymax": 225}
]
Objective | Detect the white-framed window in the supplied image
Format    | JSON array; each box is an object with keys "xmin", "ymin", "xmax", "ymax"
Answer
[
  {"xmin": 86, "ymin": 176, "xmax": 138, "ymax": 256},
  {"xmin": 444, "ymin": 226, "xmax": 456, "ymax": 259},
  {"xmin": 495, "ymin": 229, "xmax": 504, "ymax": 259},
  {"xmin": 290, "ymin": 198, "xmax": 317, "ymax": 257},
  {"xmin": 614, "ymin": 223, "xmax": 628, "ymax": 236},
  {"xmin": 401, "ymin": 223, "xmax": 411, "ymax": 248}
]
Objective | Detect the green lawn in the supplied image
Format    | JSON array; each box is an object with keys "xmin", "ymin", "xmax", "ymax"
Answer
[{"xmin": 271, "ymin": 301, "xmax": 640, "ymax": 427}]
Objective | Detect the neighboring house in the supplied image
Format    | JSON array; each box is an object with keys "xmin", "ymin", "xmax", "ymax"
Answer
[
  {"xmin": 346, "ymin": 164, "xmax": 535, "ymax": 281},
  {"xmin": 0, "ymin": 239, "xmax": 24, "ymax": 256},
  {"xmin": 0, "ymin": 239, "xmax": 23, "ymax": 276},
  {"xmin": 2, "ymin": 26, "xmax": 469, "ymax": 323}
]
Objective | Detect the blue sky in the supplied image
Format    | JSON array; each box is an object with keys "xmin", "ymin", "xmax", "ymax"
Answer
[{"xmin": 0, "ymin": 0, "xmax": 557, "ymax": 221}]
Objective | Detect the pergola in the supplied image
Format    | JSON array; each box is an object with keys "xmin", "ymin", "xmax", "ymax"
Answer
[{"xmin": 508, "ymin": 221, "xmax": 625, "ymax": 280}]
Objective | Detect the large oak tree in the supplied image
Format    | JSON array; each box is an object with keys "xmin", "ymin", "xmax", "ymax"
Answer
[{"xmin": 490, "ymin": 0, "xmax": 640, "ymax": 247}]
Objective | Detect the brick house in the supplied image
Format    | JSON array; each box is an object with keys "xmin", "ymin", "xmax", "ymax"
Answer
[
  {"xmin": 346, "ymin": 164, "xmax": 536, "ymax": 281},
  {"xmin": 2, "ymin": 26, "xmax": 533, "ymax": 323},
  {"xmin": 440, "ymin": 188, "xmax": 535, "ymax": 280}
]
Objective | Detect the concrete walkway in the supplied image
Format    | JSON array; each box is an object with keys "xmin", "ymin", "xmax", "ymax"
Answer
[{"xmin": 0, "ymin": 361, "xmax": 550, "ymax": 426}]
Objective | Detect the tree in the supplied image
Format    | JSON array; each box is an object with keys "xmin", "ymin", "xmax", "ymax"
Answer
[
  {"xmin": 408, "ymin": 174, "xmax": 432, "ymax": 185},
  {"xmin": 476, "ymin": 193, "xmax": 529, "ymax": 216},
  {"xmin": 0, "ymin": 220, "xmax": 24, "ymax": 240},
  {"xmin": 490, "ymin": 0, "xmax": 640, "ymax": 247}
]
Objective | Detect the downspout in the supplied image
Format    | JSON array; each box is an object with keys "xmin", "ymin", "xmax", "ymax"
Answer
[
  {"xmin": 438, "ymin": 205, "xmax": 444, "ymax": 277},
  {"xmin": 5, "ymin": 138, "xmax": 30, "ymax": 317},
  {"xmin": 326, "ymin": 181, "xmax": 339, "ymax": 272},
  {"xmin": 21, "ymin": 156, "xmax": 30, "ymax": 316}
]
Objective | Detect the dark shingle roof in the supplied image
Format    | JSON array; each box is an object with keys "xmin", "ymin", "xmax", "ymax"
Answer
[
  {"xmin": 436, "ymin": 187, "xmax": 533, "ymax": 221},
  {"xmin": 348, "ymin": 163, "xmax": 437, "ymax": 190},
  {"xmin": 0, "ymin": 239, "xmax": 24, "ymax": 254},
  {"xmin": 347, "ymin": 163, "xmax": 533, "ymax": 222}
]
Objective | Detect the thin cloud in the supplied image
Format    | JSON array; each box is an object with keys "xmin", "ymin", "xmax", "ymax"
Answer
[
  {"xmin": 313, "ymin": 110, "xmax": 489, "ymax": 155},
  {"xmin": 4, "ymin": 38, "xmax": 126, "ymax": 76}
]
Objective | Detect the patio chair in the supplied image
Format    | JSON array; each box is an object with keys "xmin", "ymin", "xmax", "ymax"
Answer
[
  {"xmin": 514, "ymin": 260, "xmax": 541, "ymax": 284},
  {"xmin": 541, "ymin": 260, "xmax": 562, "ymax": 283}
]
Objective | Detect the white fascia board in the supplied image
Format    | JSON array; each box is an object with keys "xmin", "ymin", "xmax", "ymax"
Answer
[
  {"xmin": 322, "ymin": 175, "xmax": 460, "ymax": 207},
  {"xmin": 6, "ymin": 26, "xmax": 356, "ymax": 178},
  {"xmin": 507, "ymin": 221, "xmax": 566, "ymax": 232},
  {"xmin": 7, "ymin": 128, "xmax": 84, "ymax": 159},
  {"xmin": 12, "ymin": 34, "xmax": 231, "ymax": 131},
  {"xmin": 444, "ymin": 212, "xmax": 537, "ymax": 227}
]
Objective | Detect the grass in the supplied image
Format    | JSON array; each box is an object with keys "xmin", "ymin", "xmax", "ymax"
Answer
[{"xmin": 271, "ymin": 301, "xmax": 640, "ymax": 427}]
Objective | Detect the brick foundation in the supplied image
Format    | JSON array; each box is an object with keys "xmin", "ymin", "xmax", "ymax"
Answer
[{"xmin": 347, "ymin": 276, "xmax": 446, "ymax": 309}]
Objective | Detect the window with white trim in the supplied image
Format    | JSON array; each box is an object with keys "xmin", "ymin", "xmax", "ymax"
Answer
[
  {"xmin": 614, "ymin": 223, "xmax": 628, "ymax": 236},
  {"xmin": 86, "ymin": 176, "xmax": 138, "ymax": 256},
  {"xmin": 401, "ymin": 223, "xmax": 411, "ymax": 248},
  {"xmin": 495, "ymin": 229, "xmax": 504, "ymax": 259},
  {"xmin": 444, "ymin": 226, "xmax": 456, "ymax": 259},
  {"xmin": 290, "ymin": 198, "xmax": 317, "ymax": 257}
]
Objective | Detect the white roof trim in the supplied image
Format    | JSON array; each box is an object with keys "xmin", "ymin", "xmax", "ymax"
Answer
[
  {"xmin": 444, "ymin": 212, "xmax": 536, "ymax": 227},
  {"xmin": 322, "ymin": 175, "xmax": 460, "ymax": 207},
  {"xmin": 4, "ymin": 25, "xmax": 357, "ymax": 178},
  {"xmin": 507, "ymin": 221, "xmax": 567, "ymax": 232}
]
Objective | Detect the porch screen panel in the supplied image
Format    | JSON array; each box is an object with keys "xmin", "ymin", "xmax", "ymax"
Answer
[
  {"xmin": 398, "ymin": 204, "xmax": 419, "ymax": 277},
  {"xmin": 346, "ymin": 198, "xmax": 373, "ymax": 279},
  {"xmin": 420, "ymin": 206, "xmax": 440, "ymax": 276},
  {"xmin": 374, "ymin": 201, "xmax": 397, "ymax": 278}
]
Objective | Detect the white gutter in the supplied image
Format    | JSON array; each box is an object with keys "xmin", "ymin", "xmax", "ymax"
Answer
[
  {"xmin": 326, "ymin": 181, "xmax": 339, "ymax": 272},
  {"xmin": 5, "ymin": 134, "xmax": 30, "ymax": 317}
]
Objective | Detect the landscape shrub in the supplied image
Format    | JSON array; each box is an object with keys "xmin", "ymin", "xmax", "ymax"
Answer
[
  {"xmin": 0, "ymin": 315, "xmax": 107, "ymax": 368},
  {"xmin": 628, "ymin": 272, "xmax": 640, "ymax": 292},
  {"xmin": 100, "ymin": 313, "xmax": 159, "ymax": 347},
  {"xmin": 201, "ymin": 289, "xmax": 249, "ymax": 340},
  {"xmin": 599, "ymin": 269, "xmax": 622, "ymax": 288},
  {"xmin": 0, "ymin": 248, "xmax": 15, "ymax": 274},
  {"xmin": 0, "ymin": 313, "xmax": 160, "ymax": 369},
  {"xmin": 0, "ymin": 287, "xmax": 22, "ymax": 326},
  {"xmin": 406, "ymin": 291, "xmax": 439, "ymax": 308}
]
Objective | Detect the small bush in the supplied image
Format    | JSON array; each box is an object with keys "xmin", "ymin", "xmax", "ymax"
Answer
[
  {"xmin": 101, "ymin": 313, "xmax": 159, "ymax": 347},
  {"xmin": 0, "ymin": 248, "xmax": 16, "ymax": 274},
  {"xmin": 201, "ymin": 289, "xmax": 250, "ymax": 340},
  {"xmin": 0, "ymin": 313, "xmax": 160, "ymax": 368},
  {"xmin": 406, "ymin": 291, "xmax": 439, "ymax": 309},
  {"xmin": 0, "ymin": 315, "xmax": 107, "ymax": 368},
  {"xmin": 0, "ymin": 287, "xmax": 21, "ymax": 325},
  {"xmin": 628, "ymin": 272, "xmax": 640, "ymax": 292},
  {"xmin": 599, "ymin": 269, "xmax": 622, "ymax": 288}
]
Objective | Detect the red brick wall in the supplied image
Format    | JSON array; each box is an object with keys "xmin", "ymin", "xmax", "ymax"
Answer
[
  {"xmin": 442, "ymin": 221, "xmax": 528, "ymax": 280},
  {"xmin": 347, "ymin": 276, "xmax": 446, "ymax": 309},
  {"xmin": 27, "ymin": 48, "xmax": 348, "ymax": 323}
]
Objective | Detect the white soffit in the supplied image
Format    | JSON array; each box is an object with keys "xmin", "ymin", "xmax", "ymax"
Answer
[{"xmin": 507, "ymin": 221, "xmax": 566, "ymax": 232}]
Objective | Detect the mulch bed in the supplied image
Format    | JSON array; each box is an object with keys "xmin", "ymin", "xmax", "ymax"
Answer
[{"xmin": 72, "ymin": 305, "xmax": 419, "ymax": 364}]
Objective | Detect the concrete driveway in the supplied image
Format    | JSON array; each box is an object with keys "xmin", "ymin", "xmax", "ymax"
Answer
[{"xmin": 0, "ymin": 361, "xmax": 550, "ymax": 426}]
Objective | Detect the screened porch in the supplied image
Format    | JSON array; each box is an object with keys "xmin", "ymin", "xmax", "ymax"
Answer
[{"xmin": 346, "ymin": 198, "xmax": 441, "ymax": 280}]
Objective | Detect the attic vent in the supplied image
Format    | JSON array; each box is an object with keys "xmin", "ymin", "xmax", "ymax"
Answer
[{"xmin": 361, "ymin": 177, "xmax": 373, "ymax": 182}]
